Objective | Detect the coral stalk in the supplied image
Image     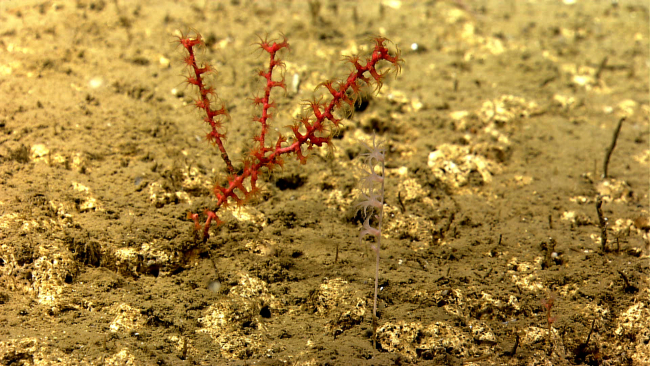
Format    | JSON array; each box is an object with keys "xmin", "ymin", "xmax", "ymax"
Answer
[{"xmin": 357, "ymin": 133, "xmax": 386, "ymax": 347}]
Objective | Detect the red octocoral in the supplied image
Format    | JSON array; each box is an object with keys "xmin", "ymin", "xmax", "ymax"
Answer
[{"xmin": 179, "ymin": 32, "xmax": 401, "ymax": 240}]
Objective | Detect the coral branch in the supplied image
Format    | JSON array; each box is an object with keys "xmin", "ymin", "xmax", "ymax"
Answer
[
  {"xmin": 253, "ymin": 37, "xmax": 289, "ymax": 162},
  {"xmin": 179, "ymin": 33, "xmax": 234, "ymax": 174},
  {"xmin": 179, "ymin": 32, "xmax": 401, "ymax": 240}
]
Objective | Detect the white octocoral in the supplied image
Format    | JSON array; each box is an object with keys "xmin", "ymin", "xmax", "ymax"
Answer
[
  {"xmin": 355, "ymin": 190, "xmax": 383, "ymax": 218},
  {"xmin": 355, "ymin": 133, "xmax": 387, "ymax": 344},
  {"xmin": 360, "ymin": 215, "xmax": 382, "ymax": 251},
  {"xmin": 356, "ymin": 133, "xmax": 386, "ymax": 251}
]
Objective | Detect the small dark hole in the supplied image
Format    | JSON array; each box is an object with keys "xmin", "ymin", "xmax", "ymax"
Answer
[
  {"xmin": 260, "ymin": 305, "xmax": 271, "ymax": 318},
  {"xmin": 148, "ymin": 265, "xmax": 160, "ymax": 277}
]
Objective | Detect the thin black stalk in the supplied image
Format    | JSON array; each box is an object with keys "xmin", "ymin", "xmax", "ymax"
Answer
[{"xmin": 602, "ymin": 116, "xmax": 625, "ymax": 178}]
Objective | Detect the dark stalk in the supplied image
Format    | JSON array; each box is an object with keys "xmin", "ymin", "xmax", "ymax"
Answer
[
  {"xmin": 602, "ymin": 116, "xmax": 625, "ymax": 178},
  {"xmin": 596, "ymin": 195, "xmax": 608, "ymax": 253}
]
